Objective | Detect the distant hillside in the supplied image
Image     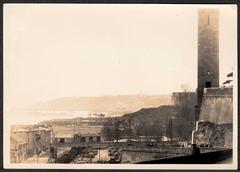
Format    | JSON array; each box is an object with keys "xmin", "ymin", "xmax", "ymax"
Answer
[{"xmin": 30, "ymin": 95, "xmax": 171, "ymax": 116}]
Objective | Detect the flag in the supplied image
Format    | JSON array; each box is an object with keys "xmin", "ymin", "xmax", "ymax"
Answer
[
  {"xmin": 227, "ymin": 72, "xmax": 233, "ymax": 77},
  {"xmin": 223, "ymin": 80, "xmax": 232, "ymax": 85}
]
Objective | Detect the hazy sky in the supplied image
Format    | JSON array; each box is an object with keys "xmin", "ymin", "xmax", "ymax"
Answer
[{"xmin": 4, "ymin": 4, "xmax": 237, "ymax": 108}]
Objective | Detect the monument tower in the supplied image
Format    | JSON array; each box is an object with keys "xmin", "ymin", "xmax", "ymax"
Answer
[{"xmin": 196, "ymin": 9, "xmax": 219, "ymax": 121}]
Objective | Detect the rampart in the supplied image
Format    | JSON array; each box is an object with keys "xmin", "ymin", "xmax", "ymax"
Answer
[
  {"xmin": 193, "ymin": 87, "xmax": 233, "ymax": 148},
  {"xmin": 199, "ymin": 87, "xmax": 232, "ymax": 124}
]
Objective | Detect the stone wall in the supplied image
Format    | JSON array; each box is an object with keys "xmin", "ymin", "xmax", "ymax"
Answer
[
  {"xmin": 199, "ymin": 87, "xmax": 232, "ymax": 124},
  {"xmin": 193, "ymin": 87, "xmax": 233, "ymax": 148},
  {"xmin": 121, "ymin": 148, "xmax": 191, "ymax": 163},
  {"xmin": 171, "ymin": 92, "xmax": 197, "ymax": 108}
]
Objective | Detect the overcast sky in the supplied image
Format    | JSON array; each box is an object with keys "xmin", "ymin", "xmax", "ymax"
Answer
[{"xmin": 4, "ymin": 4, "xmax": 237, "ymax": 108}]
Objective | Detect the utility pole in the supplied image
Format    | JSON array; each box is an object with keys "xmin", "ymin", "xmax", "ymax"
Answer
[
  {"xmin": 114, "ymin": 121, "xmax": 120, "ymax": 143},
  {"xmin": 170, "ymin": 118, "xmax": 172, "ymax": 146},
  {"xmin": 73, "ymin": 120, "xmax": 76, "ymax": 136},
  {"xmin": 128, "ymin": 119, "xmax": 131, "ymax": 142},
  {"xmin": 98, "ymin": 148, "xmax": 100, "ymax": 161},
  {"xmin": 170, "ymin": 117, "xmax": 175, "ymax": 146}
]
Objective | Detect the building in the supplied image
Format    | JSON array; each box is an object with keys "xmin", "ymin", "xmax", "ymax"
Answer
[
  {"xmin": 196, "ymin": 9, "xmax": 219, "ymax": 121},
  {"xmin": 73, "ymin": 133, "xmax": 101, "ymax": 143},
  {"xmin": 171, "ymin": 92, "xmax": 197, "ymax": 108},
  {"xmin": 53, "ymin": 133, "xmax": 101, "ymax": 144},
  {"xmin": 53, "ymin": 134, "xmax": 73, "ymax": 144},
  {"xmin": 10, "ymin": 137, "xmax": 28, "ymax": 163},
  {"xmin": 171, "ymin": 92, "xmax": 197, "ymax": 130},
  {"xmin": 10, "ymin": 125, "xmax": 52, "ymax": 163}
]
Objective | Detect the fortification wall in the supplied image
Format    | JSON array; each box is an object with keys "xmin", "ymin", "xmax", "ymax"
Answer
[
  {"xmin": 199, "ymin": 87, "xmax": 232, "ymax": 124},
  {"xmin": 171, "ymin": 92, "xmax": 197, "ymax": 107},
  {"xmin": 193, "ymin": 87, "xmax": 233, "ymax": 148}
]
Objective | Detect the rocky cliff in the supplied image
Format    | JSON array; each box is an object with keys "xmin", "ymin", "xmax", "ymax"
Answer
[{"xmin": 193, "ymin": 121, "xmax": 232, "ymax": 148}]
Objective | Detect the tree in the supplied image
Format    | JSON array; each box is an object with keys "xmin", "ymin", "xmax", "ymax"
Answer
[
  {"xmin": 101, "ymin": 118, "xmax": 126, "ymax": 141},
  {"xmin": 100, "ymin": 118, "xmax": 115, "ymax": 141}
]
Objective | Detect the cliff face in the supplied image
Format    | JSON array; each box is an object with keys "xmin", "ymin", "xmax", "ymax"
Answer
[
  {"xmin": 199, "ymin": 87, "xmax": 233, "ymax": 124},
  {"xmin": 193, "ymin": 121, "xmax": 232, "ymax": 148}
]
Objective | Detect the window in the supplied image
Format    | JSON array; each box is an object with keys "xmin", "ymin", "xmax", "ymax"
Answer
[
  {"xmin": 89, "ymin": 137, "xmax": 93, "ymax": 142},
  {"xmin": 206, "ymin": 81, "xmax": 211, "ymax": 88},
  {"xmin": 50, "ymin": 147, "xmax": 54, "ymax": 153},
  {"xmin": 97, "ymin": 136, "xmax": 101, "ymax": 142},
  {"xmin": 81, "ymin": 137, "xmax": 86, "ymax": 142},
  {"xmin": 60, "ymin": 138, "xmax": 65, "ymax": 143}
]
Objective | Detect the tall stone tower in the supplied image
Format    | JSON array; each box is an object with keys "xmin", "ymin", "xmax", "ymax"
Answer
[{"xmin": 196, "ymin": 9, "xmax": 219, "ymax": 121}]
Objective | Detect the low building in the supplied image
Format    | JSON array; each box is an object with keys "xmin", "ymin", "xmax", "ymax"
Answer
[
  {"xmin": 10, "ymin": 125, "xmax": 53, "ymax": 162},
  {"xmin": 10, "ymin": 137, "xmax": 28, "ymax": 163},
  {"xmin": 53, "ymin": 133, "xmax": 101, "ymax": 144},
  {"xmin": 53, "ymin": 133, "xmax": 73, "ymax": 144},
  {"xmin": 73, "ymin": 133, "xmax": 101, "ymax": 143}
]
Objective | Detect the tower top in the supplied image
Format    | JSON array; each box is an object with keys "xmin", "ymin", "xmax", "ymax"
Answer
[{"xmin": 198, "ymin": 8, "xmax": 219, "ymax": 90}]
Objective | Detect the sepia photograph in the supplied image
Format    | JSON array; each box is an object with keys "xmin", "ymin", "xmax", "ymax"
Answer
[{"xmin": 3, "ymin": 4, "xmax": 237, "ymax": 169}]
